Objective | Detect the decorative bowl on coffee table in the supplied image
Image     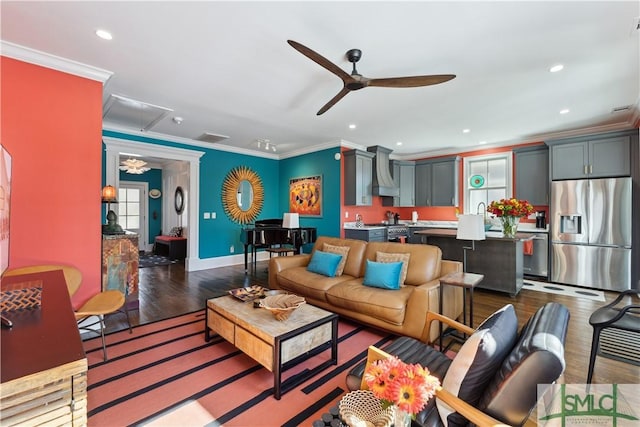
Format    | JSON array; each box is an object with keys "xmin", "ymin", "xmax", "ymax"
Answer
[{"xmin": 259, "ymin": 294, "xmax": 305, "ymax": 321}]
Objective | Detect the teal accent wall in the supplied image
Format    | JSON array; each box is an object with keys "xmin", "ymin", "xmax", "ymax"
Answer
[
  {"xmin": 279, "ymin": 148, "xmax": 342, "ymax": 238},
  {"xmin": 119, "ymin": 169, "xmax": 163, "ymax": 241},
  {"xmin": 102, "ymin": 131, "xmax": 342, "ymax": 261}
]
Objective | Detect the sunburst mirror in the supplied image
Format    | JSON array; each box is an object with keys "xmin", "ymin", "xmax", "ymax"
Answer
[{"xmin": 222, "ymin": 166, "xmax": 264, "ymax": 224}]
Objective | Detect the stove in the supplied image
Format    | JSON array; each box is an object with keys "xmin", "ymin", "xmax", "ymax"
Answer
[{"xmin": 387, "ymin": 225, "xmax": 409, "ymax": 241}]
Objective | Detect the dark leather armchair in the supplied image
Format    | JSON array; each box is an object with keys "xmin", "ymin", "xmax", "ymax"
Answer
[
  {"xmin": 587, "ymin": 289, "xmax": 640, "ymax": 384},
  {"xmin": 347, "ymin": 302, "xmax": 570, "ymax": 427}
]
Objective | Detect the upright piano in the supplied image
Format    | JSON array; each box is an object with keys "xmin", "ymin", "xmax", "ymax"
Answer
[{"xmin": 240, "ymin": 218, "xmax": 317, "ymax": 271}]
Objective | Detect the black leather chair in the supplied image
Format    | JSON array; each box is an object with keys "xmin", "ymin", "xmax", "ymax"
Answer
[
  {"xmin": 587, "ymin": 289, "xmax": 640, "ymax": 384},
  {"xmin": 347, "ymin": 302, "xmax": 570, "ymax": 427}
]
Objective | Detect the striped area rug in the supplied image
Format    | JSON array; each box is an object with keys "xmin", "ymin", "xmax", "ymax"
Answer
[{"xmin": 85, "ymin": 310, "xmax": 394, "ymax": 426}]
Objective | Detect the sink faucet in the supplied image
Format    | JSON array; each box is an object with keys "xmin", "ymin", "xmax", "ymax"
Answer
[{"xmin": 476, "ymin": 202, "xmax": 486, "ymax": 220}]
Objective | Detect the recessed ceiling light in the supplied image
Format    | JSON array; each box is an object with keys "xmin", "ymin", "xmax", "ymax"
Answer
[
  {"xmin": 560, "ymin": 108, "xmax": 570, "ymax": 114},
  {"xmin": 549, "ymin": 64, "xmax": 564, "ymax": 73},
  {"xmin": 479, "ymin": 141, "xmax": 487, "ymax": 145},
  {"xmin": 95, "ymin": 29, "xmax": 113, "ymax": 40},
  {"xmin": 462, "ymin": 129, "xmax": 470, "ymax": 133},
  {"xmin": 396, "ymin": 141, "xmax": 403, "ymax": 146},
  {"xmin": 348, "ymin": 124, "xmax": 356, "ymax": 130}
]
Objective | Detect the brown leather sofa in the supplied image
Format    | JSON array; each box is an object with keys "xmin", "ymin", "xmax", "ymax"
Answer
[{"xmin": 268, "ymin": 236, "xmax": 463, "ymax": 342}]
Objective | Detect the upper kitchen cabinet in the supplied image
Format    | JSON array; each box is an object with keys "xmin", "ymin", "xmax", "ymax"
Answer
[
  {"xmin": 415, "ymin": 157, "xmax": 460, "ymax": 206},
  {"xmin": 514, "ymin": 145, "xmax": 549, "ymax": 205},
  {"xmin": 548, "ymin": 131, "xmax": 634, "ymax": 180},
  {"xmin": 387, "ymin": 160, "xmax": 415, "ymax": 207},
  {"xmin": 344, "ymin": 149, "xmax": 375, "ymax": 206}
]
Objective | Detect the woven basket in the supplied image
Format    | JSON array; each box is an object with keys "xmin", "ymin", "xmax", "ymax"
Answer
[
  {"xmin": 1, "ymin": 282, "xmax": 43, "ymax": 312},
  {"xmin": 339, "ymin": 390, "xmax": 394, "ymax": 427},
  {"xmin": 259, "ymin": 294, "xmax": 305, "ymax": 321}
]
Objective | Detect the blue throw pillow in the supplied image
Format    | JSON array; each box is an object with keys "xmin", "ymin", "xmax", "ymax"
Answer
[
  {"xmin": 307, "ymin": 250, "xmax": 343, "ymax": 277},
  {"xmin": 362, "ymin": 260, "xmax": 403, "ymax": 290}
]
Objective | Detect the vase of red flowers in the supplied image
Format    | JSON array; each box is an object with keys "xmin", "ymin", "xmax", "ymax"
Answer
[
  {"xmin": 487, "ymin": 198, "xmax": 534, "ymax": 238},
  {"xmin": 363, "ymin": 356, "xmax": 440, "ymax": 426}
]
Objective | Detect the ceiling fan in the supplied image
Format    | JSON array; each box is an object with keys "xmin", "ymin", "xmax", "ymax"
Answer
[{"xmin": 287, "ymin": 40, "xmax": 456, "ymax": 115}]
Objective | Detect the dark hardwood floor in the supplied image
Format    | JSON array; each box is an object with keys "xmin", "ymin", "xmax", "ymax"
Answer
[{"xmin": 105, "ymin": 260, "xmax": 639, "ymax": 386}]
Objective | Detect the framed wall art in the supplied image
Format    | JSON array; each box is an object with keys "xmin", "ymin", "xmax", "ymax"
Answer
[
  {"xmin": 1, "ymin": 145, "xmax": 12, "ymax": 275},
  {"xmin": 289, "ymin": 175, "xmax": 322, "ymax": 217}
]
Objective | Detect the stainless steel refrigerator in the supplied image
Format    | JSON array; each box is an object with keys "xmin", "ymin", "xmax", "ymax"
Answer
[{"xmin": 551, "ymin": 177, "xmax": 632, "ymax": 291}]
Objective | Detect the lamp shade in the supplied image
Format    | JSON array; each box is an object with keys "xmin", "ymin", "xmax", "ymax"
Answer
[
  {"xmin": 456, "ymin": 215, "xmax": 486, "ymax": 241},
  {"xmin": 282, "ymin": 213, "xmax": 300, "ymax": 228},
  {"xmin": 101, "ymin": 185, "xmax": 118, "ymax": 203}
]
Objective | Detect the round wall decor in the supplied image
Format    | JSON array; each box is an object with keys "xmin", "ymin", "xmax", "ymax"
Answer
[
  {"xmin": 470, "ymin": 175, "xmax": 485, "ymax": 188},
  {"xmin": 174, "ymin": 186, "xmax": 185, "ymax": 215},
  {"xmin": 222, "ymin": 166, "xmax": 264, "ymax": 224}
]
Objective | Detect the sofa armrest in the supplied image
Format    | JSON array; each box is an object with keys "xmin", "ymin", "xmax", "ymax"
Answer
[
  {"xmin": 268, "ymin": 254, "xmax": 310, "ymax": 289},
  {"xmin": 440, "ymin": 259, "xmax": 463, "ymax": 276}
]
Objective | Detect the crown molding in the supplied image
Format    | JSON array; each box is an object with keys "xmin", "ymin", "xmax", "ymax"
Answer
[{"xmin": 1, "ymin": 40, "xmax": 113, "ymax": 84}]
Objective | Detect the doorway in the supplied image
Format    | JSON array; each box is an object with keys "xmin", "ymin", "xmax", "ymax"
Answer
[
  {"xmin": 103, "ymin": 137, "xmax": 205, "ymax": 270},
  {"xmin": 119, "ymin": 181, "xmax": 149, "ymax": 251}
]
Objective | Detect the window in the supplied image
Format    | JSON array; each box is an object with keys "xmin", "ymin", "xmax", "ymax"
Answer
[
  {"xmin": 463, "ymin": 153, "xmax": 512, "ymax": 214},
  {"xmin": 118, "ymin": 187, "xmax": 141, "ymax": 230}
]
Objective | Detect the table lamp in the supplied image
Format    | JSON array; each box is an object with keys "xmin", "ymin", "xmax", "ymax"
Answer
[
  {"xmin": 282, "ymin": 213, "xmax": 299, "ymax": 229},
  {"xmin": 102, "ymin": 185, "xmax": 124, "ymax": 234},
  {"xmin": 456, "ymin": 214, "xmax": 486, "ymax": 273}
]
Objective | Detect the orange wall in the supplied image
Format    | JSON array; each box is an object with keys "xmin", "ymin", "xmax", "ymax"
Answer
[{"xmin": 1, "ymin": 57, "xmax": 103, "ymax": 306}]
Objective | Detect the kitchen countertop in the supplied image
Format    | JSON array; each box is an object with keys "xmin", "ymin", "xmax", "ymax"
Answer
[
  {"xmin": 344, "ymin": 220, "xmax": 548, "ymax": 233},
  {"xmin": 414, "ymin": 228, "xmax": 536, "ymax": 241}
]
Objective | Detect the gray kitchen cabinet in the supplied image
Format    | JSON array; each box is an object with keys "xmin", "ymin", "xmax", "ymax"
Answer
[
  {"xmin": 415, "ymin": 161, "xmax": 432, "ymax": 206},
  {"xmin": 548, "ymin": 132, "xmax": 632, "ymax": 180},
  {"xmin": 344, "ymin": 149, "xmax": 374, "ymax": 206},
  {"xmin": 345, "ymin": 228, "xmax": 387, "ymax": 242},
  {"xmin": 415, "ymin": 156, "xmax": 460, "ymax": 206},
  {"xmin": 514, "ymin": 145, "xmax": 549, "ymax": 205},
  {"xmin": 390, "ymin": 160, "xmax": 415, "ymax": 207}
]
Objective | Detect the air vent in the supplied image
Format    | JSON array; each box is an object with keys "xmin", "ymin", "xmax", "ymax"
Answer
[
  {"xmin": 611, "ymin": 105, "xmax": 632, "ymax": 113},
  {"xmin": 196, "ymin": 132, "xmax": 230, "ymax": 144},
  {"xmin": 103, "ymin": 94, "xmax": 173, "ymax": 132}
]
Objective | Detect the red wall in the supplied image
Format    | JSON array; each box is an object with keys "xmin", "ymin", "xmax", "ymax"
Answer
[{"xmin": 1, "ymin": 57, "xmax": 103, "ymax": 306}]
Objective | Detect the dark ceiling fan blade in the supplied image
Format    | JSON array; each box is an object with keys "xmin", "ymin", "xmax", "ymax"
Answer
[
  {"xmin": 368, "ymin": 74, "xmax": 456, "ymax": 88},
  {"xmin": 287, "ymin": 40, "xmax": 352, "ymax": 82},
  {"xmin": 317, "ymin": 87, "xmax": 351, "ymax": 115}
]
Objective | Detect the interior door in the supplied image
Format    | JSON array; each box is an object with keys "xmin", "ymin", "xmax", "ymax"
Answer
[{"xmin": 119, "ymin": 182, "xmax": 148, "ymax": 251}]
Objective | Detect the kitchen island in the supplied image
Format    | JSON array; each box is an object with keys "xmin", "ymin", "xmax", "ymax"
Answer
[{"xmin": 415, "ymin": 228, "xmax": 534, "ymax": 296}]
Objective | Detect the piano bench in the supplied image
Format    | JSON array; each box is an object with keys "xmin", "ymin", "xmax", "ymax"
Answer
[{"xmin": 265, "ymin": 247, "xmax": 296, "ymax": 258}]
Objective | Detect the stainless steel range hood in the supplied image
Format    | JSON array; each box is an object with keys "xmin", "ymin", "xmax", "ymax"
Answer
[{"xmin": 367, "ymin": 145, "xmax": 399, "ymax": 197}]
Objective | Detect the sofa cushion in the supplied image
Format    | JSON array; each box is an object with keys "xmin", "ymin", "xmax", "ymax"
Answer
[
  {"xmin": 312, "ymin": 237, "xmax": 368, "ymax": 278},
  {"xmin": 376, "ymin": 251, "xmax": 410, "ymax": 286},
  {"xmin": 323, "ymin": 243, "xmax": 350, "ymax": 276},
  {"xmin": 277, "ymin": 267, "xmax": 354, "ymax": 302},
  {"xmin": 326, "ymin": 280, "xmax": 413, "ymax": 325},
  {"xmin": 437, "ymin": 304, "xmax": 518, "ymax": 427},
  {"xmin": 366, "ymin": 242, "xmax": 442, "ymax": 286},
  {"xmin": 363, "ymin": 260, "xmax": 403, "ymax": 290},
  {"xmin": 307, "ymin": 250, "xmax": 343, "ymax": 277}
]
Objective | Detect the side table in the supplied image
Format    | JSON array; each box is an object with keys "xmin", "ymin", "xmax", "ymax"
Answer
[{"xmin": 439, "ymin": 272, "xmax": 484, "ymax": 351}]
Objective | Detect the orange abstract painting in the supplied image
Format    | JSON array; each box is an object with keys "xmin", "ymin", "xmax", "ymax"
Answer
[{"xmin": 289, "ymin": 175, "xmax": 322, "ymax": 217}]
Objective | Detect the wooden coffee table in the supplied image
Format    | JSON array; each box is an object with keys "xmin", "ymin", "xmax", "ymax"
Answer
[{"xmin": 205, "ymin": 295, "xmax": 338, "ymax": 399}]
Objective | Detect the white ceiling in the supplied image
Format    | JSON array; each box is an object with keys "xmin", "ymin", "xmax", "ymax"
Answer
[{"xmin": 2, "ymin": 1, "xmax": 639, "ymax": 159}]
